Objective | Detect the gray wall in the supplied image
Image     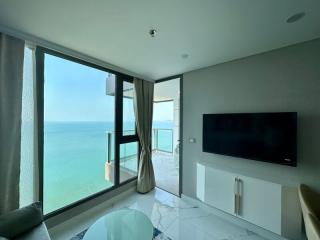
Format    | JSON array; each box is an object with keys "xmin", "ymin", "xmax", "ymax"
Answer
[{"xmin": 182, "ymin": 39, "xmax": 320, "ymax": 199}]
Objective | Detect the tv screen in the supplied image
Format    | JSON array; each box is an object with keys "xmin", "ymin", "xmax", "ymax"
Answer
[{"xmin": 203, "ymin": 112, "xmax": 297, "ymax": 166}]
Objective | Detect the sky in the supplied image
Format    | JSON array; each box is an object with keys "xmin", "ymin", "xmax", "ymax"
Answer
[{"xmin": 44, "ymin": 54, "xmax": 173, "ymax": 122}]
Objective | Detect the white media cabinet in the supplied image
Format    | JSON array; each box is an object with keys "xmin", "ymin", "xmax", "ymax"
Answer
[{"xmin": 196, "ymin": 162, "xmax": 302, "ymax": 240}]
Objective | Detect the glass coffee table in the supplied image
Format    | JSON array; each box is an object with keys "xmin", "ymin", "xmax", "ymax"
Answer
[{"xmin": 83, "ymin": 209, "xmax": 154, "ymax": 240}]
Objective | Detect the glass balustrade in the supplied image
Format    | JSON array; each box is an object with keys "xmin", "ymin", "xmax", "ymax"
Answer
[{"xmin": 105, "ymin": 128, "xmax": 173, "ymax": 176}]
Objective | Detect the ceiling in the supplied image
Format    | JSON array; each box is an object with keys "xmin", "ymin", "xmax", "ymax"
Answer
[{"xmin": 0, "ymin": 1, "xmax": 320, "ymax": 80}]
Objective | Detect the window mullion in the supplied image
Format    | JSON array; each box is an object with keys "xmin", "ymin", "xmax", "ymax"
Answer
[{"xmin": 114, "ymin": 75, "xmax": 123, "ymax": 186}]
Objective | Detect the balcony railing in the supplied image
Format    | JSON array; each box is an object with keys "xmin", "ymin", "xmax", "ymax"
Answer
[
  {"xmin": 152, "ymin": 128, "xmax": 173, "ymax": 153},
  {"xmin": 104, "ymin": 128, "xmax": 174, "ymax": 182},
  {"xmin": 106, "ymin": 128, "xmax": 173, "ymax": 163}
]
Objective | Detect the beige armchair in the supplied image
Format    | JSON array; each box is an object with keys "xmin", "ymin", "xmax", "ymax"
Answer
[{"xmin": 298, "ymin": 184, "xmax": 320, "ymax": 240}]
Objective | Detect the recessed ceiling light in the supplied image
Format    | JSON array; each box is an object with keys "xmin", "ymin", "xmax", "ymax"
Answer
[
  {"xmin": 181, "ymin": 53, "xmax": 189, "ymax": 59},
  {"xmin": 286, "ymin": 12, "xmax": 306, "ymax": 23}
]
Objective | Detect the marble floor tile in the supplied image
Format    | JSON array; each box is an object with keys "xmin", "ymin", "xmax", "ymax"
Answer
[{"xmin": 49, "ymin": 188, "xmax": 268, "ymax": 240}]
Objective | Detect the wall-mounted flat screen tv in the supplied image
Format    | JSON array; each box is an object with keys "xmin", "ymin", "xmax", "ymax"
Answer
[{"xmin": 203, "ymin": 112, "xmax": 297, "ymax": 166}]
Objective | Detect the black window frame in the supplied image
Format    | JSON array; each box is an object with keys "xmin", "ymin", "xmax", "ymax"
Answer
[
  {"xmin": 115, "ymin": 75, "xmax": 140, "ymax": 185},
  {"xmin": 122, "ymin": 81, "xmax": 137, "ymax": 137},
  {"xmin": 36, "ymin": 47, "xmax": 139, "ymax": 219}
]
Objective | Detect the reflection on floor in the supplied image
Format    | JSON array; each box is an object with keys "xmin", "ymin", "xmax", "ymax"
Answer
[
  {"xmin": 152, "ymin": 151, "xmax": 179, "ymax": 195},
  {"xmin": 49, "ymin": 188, "xmax": 267, "ymax": 240}
]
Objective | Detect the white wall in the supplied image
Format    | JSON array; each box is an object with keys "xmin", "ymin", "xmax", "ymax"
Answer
[{"xmin": 182, "ymin": 39, "xmax": 320, "ymax": 198}]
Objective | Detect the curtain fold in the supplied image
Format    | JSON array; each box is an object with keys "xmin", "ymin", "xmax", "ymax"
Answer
[
  {"xmin": 0, "ymin": 33, "xmax": 25, "ymax": 214},
  {"xmin": 133, "ymin": 78, "xmax": 156, "ymax": 193}
]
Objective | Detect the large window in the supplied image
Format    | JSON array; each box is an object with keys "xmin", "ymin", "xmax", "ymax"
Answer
[
  {"xmin": 119, "ymin": 79, "xmax": 138, "ymax": 182},
  {"xmin": 38, "ymin": 49, "xmax": 139, "ymax": 215},
  {"xmin": 123, "ymin": 81, "xmax": 136, "ymax": 136}
]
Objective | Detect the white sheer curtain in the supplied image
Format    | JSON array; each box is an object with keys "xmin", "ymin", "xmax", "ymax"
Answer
[{"xmin": 19, "ymin": 45, "xmax": 38, "ymax": 207}]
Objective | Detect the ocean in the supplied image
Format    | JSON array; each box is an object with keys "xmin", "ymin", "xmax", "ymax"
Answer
[{"xmin": 43, "ymin": 121, "xmax": 173, "ymax": 213}]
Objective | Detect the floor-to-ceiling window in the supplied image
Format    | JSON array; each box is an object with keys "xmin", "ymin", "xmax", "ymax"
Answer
[{"xmin": 37, "ymin": 49, "xmax": 139, "ymax": 215}]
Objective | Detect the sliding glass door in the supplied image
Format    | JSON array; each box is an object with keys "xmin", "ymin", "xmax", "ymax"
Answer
[{"xmin": 38, "ymin": 49, "xmax": 139, "ymax": 215}]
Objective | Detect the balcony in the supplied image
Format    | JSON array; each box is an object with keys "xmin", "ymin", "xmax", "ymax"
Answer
[
  {"xmin": 152, "ymin": 129, "xmax": 179, "ymax": 195},
  {"xmin": 105, "ymin": 128, "xmax": 179, "ymax": 195}
]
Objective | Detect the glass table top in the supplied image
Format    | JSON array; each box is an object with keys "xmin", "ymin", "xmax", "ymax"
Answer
[{"xmin": 83, "ymin": 209, "xmax": 154, "ymax": 240}]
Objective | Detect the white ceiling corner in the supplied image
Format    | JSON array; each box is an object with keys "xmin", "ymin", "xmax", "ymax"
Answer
[{"xmin": 0, "ymin": 0, "xmax": 319, "ymax": 80}]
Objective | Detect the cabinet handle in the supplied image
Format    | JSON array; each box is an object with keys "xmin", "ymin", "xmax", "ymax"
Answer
[
  {"xmin": 234, "ymin": 194, "xmax": 237, "ymax": 215},
  {"xmin": 237, "ymin": 178, "xmax": 241, "ymax": 216},
  {"xmin": 234, "ymin": 177, "xmax": 238, "ymax": 215}
]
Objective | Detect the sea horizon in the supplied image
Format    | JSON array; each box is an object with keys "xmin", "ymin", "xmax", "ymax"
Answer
[{"xmin": 43, "ymin": 120, "xmax": 173, "ymax": 213}]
